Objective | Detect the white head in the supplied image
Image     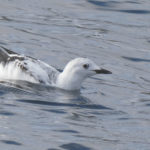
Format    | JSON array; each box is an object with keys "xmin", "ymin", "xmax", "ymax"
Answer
[{"xmin": 56, "ymin": 58, "xmax": 111, "ymax": 90}]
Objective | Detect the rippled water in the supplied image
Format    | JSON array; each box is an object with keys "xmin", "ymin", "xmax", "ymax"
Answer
[{"xmin": 0, "ymin": 0, "xmax": 150, "ymax": 150}]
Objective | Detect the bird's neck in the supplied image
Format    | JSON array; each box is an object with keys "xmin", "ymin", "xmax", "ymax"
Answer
[{"xmin": 56, "ymin": 71, "xmax": 85, "ymax": 90}]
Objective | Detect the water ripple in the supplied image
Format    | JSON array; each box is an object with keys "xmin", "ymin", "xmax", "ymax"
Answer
[
  {"xmin": 0, "ymin": 111, "xmax": 16, "ymax": 116},
  {"xmin": 122, "ymin": 56, "xmax": 150, "ymax": 62},
  {"xmin": 17, "ymin": 99, "xmax": 112, "ymax": 110},
  {"xmin": 87, "ymin": 0, "xmax": 150, "ymax": 14},
  {"xmin": 60, "ymin": 143, "xmax": 91, "ymax": 150},
  {"xmin": 0, "ymin": 140, "xmax": 22, "ymax": 146}
]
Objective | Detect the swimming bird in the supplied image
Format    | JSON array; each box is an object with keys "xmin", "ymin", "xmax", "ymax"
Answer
[{"xmin": 0, "ymin": 46, "xmax": 112, "ymax": 90}]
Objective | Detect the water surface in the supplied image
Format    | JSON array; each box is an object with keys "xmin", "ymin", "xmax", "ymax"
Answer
[{"xmin": 0, "ymin": 0, "xmax": 150, "ymax": 150}]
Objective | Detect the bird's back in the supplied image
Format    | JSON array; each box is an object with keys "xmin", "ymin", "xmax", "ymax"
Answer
[{"xmin": 0, "ymin": 46, "xmax": 59, "ymax": 85}]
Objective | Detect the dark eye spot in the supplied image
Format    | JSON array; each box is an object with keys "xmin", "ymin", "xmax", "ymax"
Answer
[{"xmin": 83, "ymin": 64, "xmax": 89, "ymax": 69}]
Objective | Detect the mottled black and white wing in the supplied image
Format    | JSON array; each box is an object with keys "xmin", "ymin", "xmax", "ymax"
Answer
[{"xmin": 0, "ymin": 46, "xmax": 60, "ymax": 84}]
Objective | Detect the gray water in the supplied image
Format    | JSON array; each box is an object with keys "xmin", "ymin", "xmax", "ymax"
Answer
[{"xmin": 0, "ymin": 0, "xmax": 150, "ymax": 150}]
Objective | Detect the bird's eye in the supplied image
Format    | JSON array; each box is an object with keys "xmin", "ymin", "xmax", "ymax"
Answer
[{"xmin": 83, "ymin": 64, "xmax": 89, "ymax": 69}]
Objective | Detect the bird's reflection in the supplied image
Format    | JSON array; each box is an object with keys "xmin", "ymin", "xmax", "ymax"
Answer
[{"xmin": 0, "ymin": 80, "xmax": 111, "ymax": 110}]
